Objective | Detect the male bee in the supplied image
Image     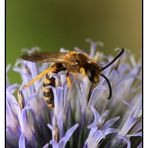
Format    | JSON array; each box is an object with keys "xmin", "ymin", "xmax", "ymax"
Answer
[{"xmin": 21, "ymin": 49, "xmax": 124, "ymax": 108}]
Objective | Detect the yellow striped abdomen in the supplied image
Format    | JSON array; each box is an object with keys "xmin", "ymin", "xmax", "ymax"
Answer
[{"xmin": 42, "ymin": 74, "xmax": 55, "ymax": 108}]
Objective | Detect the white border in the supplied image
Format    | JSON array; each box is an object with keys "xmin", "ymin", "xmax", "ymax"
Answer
[
  {"xmin": 144, "ymin": 0, "xmax": 147, "ymax": 147},
  {"xmin": 0, "ymin": 0, "xmax": 5, "ymax": 147},
  {"xmin": 0, "ymin": 0, "xmax": 144, "ymax": 147}
]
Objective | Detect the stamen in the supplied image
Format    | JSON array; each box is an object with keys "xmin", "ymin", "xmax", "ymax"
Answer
[{"xmin": 16, "ymin": 89, "xmax": 25, "ymax": 110}]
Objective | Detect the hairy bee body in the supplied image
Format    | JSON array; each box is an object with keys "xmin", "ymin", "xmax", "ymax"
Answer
[
  {"xmin": 42, "ymin": 63, "xmax": 66, "ymax": 108},
  {"xmin": 42, "ymin": 75, "xmax": 55, "ymax": 108},
  {"xmin": 21, "ymin": 49, "xmax": 124, "ymax": 108}
]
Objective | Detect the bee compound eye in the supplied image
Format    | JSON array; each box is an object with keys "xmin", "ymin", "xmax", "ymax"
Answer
[
  {"xmin": 75, "ymin": 60, "xmax": 80, "ymax": 65},
  {"xmin": 87, "ymin": 69, "xmax": 94, "ymax": 83}
]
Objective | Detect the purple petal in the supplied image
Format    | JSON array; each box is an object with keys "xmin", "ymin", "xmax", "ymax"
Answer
[
  {"xmin": 103, "ymin": 116, "xmax": 120, "ymax": 130},
  {"xmin": 101, "ymin": 110, "xmax": 110, "ymax": 119},
  {"xmin": 91, "ymin": 106, "xmax": 101, "ymax": 119},
  {"xmin": 21, "ymin": 47, "xmax": 40, "ymax": 53},
  {"xmin": 7, "ymin": 83, "xmax": 19, "ymax": 94},
  {"xmin": 26, "ymin": 62, "xmax": 40, "ymax": 92},
  {"xmin": 118, "ymin": 64, "xmax": 130, "ymax": 75},
  {"xmin": 88, "ymin": 85, "xmax": 107, "ymax": 107},
  {"xmin": 127, "ymin": 132, "xmax": 142, "ymax": 137},
  {"xmin": 19, "ymin": 134, "xmax": 26, "ymax": 148},
  {"xmin": 130, "ymin": 120, "xmax": 142, "ymax": 133},
  {"xmin": 59, "ymin": 123, "xmax": 79, "ymax": 147},
  {"xmin": 53, "ymin": 87, "xmax": 64, "ymax": 114},
  {"xmin": 47, "ymin": 123, "xmax": 53, "ymax": 131},
  {"xmin": 87, "ymin": 106, "xmax": 101, "ymax": 129},
  {"xmin": 60, "ymin": 123, "xmax": 79, "ymax": 142},
  {"xmin": 104, "ymin": 128, "xmax": 119, "ymax": 135},
  {"xmin": 16, "ymin": 107, "xmax": 35, "ymax": 141},
  {"xmin": 43, "ymin": 143, "xmax": 49, "ymax": 148},
  {"xmin": 120, "ymin": 116, "xmax": 137, "ymax": 136},
  {"xmin": 85, "ymin": 129, "xmax": 103, "ymax": 147},
  {"xmin": 121, "ymin": 136, "xmax": 131, "ymax": 148},
  {"xmin": 78, "ymin": 81, "xmax": 87, "ymax": 113},
  {"xmin": 6, "ymin": 64, "xmax": 11, "ymax": 87},
  {"xmin": 49, "ymin": 123, "xmax": 79, "ymax": 148},
  {"xmin": 92, "ymin": 130, "xmax": 104, "ymax": 145},
  {"xmin": 86, "ymin": 38, "xmax": 103, "ymax": 58},
  {"xmin": 137, "ymin": 142, "xmax": 142, "ymax": 148},
  {"xmin": 50, "ymin": 140, "xmax": 58, "ymax": 148},
  {"xmin": 87, "ymin": 127, "xmax": 98, "ymax": 138}
]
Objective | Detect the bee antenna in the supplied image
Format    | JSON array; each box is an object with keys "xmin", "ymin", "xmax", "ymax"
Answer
[
  {"xmin": 100, "ymin": 73, "xmax": 112, "ymax": 100},
  {"xmin": 100, "ymin": 48, "xmax": 125, "ymax": 71}
]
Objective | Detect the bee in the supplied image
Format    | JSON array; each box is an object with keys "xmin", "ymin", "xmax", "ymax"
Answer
[{"xmin": 21, "ymin": 49, "xmax": 124, "ymax": 108}]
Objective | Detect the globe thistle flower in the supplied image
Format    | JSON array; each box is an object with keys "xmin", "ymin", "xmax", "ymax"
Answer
[{"xmin": 6, "ymin": 40, "xmax": 142, "ymax": 148}]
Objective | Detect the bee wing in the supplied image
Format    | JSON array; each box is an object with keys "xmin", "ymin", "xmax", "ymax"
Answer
[{"xmin": 21, "ymin": 52, "xmax": 70, "ymax": 63}]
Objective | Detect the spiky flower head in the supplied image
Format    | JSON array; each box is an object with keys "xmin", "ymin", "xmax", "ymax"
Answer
[{"xmin": 6, "ymin": 40, "xmax": 142, "ymax": 148}]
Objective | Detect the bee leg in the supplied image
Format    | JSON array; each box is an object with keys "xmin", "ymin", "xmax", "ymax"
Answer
[
  {"xmin": 23, "ymin": 67, "xmax": 56, "ymax": 89},
  {"xmin": 74, "ymin": 73, "xmax": 79, "ymax": 80},
  {"xmin": 66, "ymin": 72, "xmax": 72, "ymax": 88},
  {"xmin": 43, "ymin": 63, "xmax": 67, "ymax": 109},
  {"xmin": 100, "ymin": 74, "xmax": 112, "ymax": 100},
  {"xmin": 80, "ymin": 67, "xmax": 86, "ymax": 77},
  {"xmin": 100, "ymin": 48, "xmax": 124, "ymax": 71}
]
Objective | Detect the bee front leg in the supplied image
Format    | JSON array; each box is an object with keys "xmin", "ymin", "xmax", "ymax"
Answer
[
  {"xmin": 66, "ymin": 72, "xmax": 72, "ymax": 88},
  {"xmin": 80, "ymin": 67, "xmax": 87, "ymax": 77}
]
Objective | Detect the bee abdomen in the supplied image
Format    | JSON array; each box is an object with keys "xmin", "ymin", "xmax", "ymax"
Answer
[{"xmin": 42, "ymin": 75, "xmax": 55, "ymax": 108}]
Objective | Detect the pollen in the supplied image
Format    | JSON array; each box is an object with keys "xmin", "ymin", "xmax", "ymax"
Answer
[
  {"xmin": 66, "ymin": 76, "xmax": 72, "ymax": 88},
  {"xmin": 80, "ymin": 67, "xmax": 86, "ymax": 77},
  {"xmin": 42, "ymin": 87, "xmax": 50, "ymax": 92},
  {"xmin": 43, "ymin": 78, "xmax": 51, "ymax": 84}
]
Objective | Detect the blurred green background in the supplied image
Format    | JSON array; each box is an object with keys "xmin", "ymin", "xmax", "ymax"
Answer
[{"xmin": 6, "ymin": 0, "xmax": 142, "ymax": 83}]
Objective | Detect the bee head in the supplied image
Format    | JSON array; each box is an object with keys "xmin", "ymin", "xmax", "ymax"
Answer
[{"xmin": 86, "ymin": 62, "xmax": 100, "ymax": 83}]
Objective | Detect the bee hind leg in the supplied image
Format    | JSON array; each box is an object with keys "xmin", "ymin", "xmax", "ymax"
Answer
[{"xmin": 23, "ymin": 67, "xmax": 56, "ymax": 89}]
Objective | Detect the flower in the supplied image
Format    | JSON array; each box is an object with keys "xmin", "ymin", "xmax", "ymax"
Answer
[{"xmin": 6, "ymin": 40, "xmax": 142, "ymax": 148}]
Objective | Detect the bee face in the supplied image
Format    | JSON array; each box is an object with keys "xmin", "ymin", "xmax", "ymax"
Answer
[{"xmin": 86, "ymin": 62, "xmax": 100, "ymax": 83}]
